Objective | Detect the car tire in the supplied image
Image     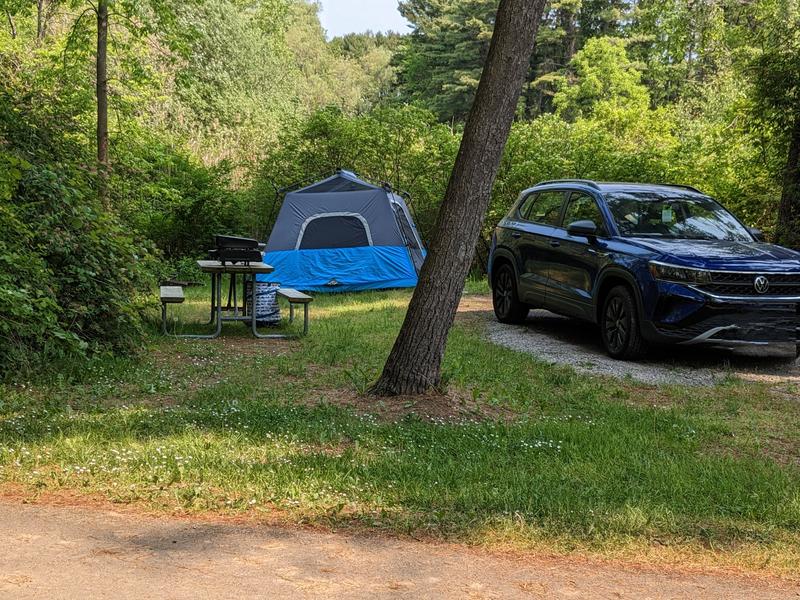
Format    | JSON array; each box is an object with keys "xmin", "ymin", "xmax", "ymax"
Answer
[
  {"xmin": 493, "ymin": 263, "xmax": 528, "ymax": 324},
  {"xmin": 601, "ymin": 285, "xmax": 648, "ymax": 360}
]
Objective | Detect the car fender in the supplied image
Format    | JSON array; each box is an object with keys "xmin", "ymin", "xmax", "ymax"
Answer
[
  {"xmin": 488, "ymin": 245, "xmax": 519, "ymax": 290},
  {"xmin": 595, "ymin": 265, "xmax": 649, "ymax": 323}
]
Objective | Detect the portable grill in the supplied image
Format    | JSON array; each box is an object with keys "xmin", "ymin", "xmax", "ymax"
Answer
[
  {"xmin": 206, "ymin": 235, "xmax": 268, "ymax": 317},
  {"xmin": 207, "ymin": 235, "xmax": 264, "ymax": 265}
]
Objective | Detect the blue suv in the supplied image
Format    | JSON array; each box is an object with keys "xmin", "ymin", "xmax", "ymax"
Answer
[{"xmin": 488, "ymin": 180, "xmax": 800, "ymax": 359}]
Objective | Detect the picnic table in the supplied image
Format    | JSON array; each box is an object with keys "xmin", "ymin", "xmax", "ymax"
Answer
[
  {"xmin": 195, "ymin": 260, "xmax": 275, "ymax": 339},
  {"xmin": 160, "ymin": 260, "xmax": 311, "ymax": 340}
]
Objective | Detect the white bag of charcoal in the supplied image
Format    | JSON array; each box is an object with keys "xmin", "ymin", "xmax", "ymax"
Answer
[{"xmin": 246, "ymin": 281, "xmax": 281, "ymax": 325}]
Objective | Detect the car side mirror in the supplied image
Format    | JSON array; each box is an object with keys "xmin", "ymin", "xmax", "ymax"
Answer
[
  {"xmin": 748, "ymin": 227, "xmax": 764, "ymax": 242},
  {"xmin": 567, "ymin": 220, "xmax": 598, "ymax": 238}
]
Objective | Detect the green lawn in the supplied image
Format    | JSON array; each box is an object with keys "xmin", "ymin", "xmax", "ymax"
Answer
[{"xmin": 1, "ymin": 284, "xmax": 799, "ymax": 574}]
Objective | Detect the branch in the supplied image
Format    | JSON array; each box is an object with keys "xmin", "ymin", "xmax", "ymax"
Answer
[
  {"xmin": 61, "ymin": 7, "xmax": 96, "ymax": 78},
  {"xmin": 5, "ymin": 10, "xmax": 16, "ymax": 39},
  {"xmin": 108, "ymin": 9, "xmax": 145, "ymax": 35}
]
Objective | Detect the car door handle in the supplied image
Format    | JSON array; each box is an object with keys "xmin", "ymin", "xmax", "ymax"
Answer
[
  {"xmin": 549, "ymin": 240, "xmax": 561, "ymax": 248},
  {"xmin": 511, "ymin": 232, "xmax": 522, "ymax": 239}
]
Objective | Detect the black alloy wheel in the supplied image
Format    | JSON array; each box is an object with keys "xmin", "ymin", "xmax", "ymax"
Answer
[
  {"xmin": 601, "ymin": 285, "xmax": 647, "ymax": 359},
  {"xmin": 493, "ymin": 264, "xmax": 528, "ymax": 324}
]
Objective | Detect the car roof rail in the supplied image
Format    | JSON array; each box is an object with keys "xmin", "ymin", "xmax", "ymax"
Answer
[
  {"xmin": 663, "ymin": 183, "xmax": 703, "ymax": 194},
  {"xmin": 536, "ymin": 179, "xmax": 601, "ymax": 190}
]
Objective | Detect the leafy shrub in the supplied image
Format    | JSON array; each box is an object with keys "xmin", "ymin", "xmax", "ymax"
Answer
[
  {"xmin": 253, "ymin": 99, "xmax": 779, "ymax": 268},
  {"xmin": 248, "ymin": 105, "xmax": 459, "ymax": 242},
  {"xmin": 112, "ymin": 127, "xmax": 244, "ymax": 259},
  {"xmin": 0, "ymin": 84, "xmax": 156, "ymax": 377}
]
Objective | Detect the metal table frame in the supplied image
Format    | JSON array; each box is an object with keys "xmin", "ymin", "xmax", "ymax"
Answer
[{"xmin": 166, "ymin": 260, "xmax": 298, "ymax": 340}]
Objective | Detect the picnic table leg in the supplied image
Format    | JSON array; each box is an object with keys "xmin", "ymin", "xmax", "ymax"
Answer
[
  {"xmin": 204, "ymin": 274, "xmax": 217, "ymax": 326},
  {"xmin": 213, "ymin": 273, "xmax": 223, "ymax": 337},
  {"xmin": 242, "ymin": 276, "xmax": 248, "ymax": 317},
  {"xmin": 232, "ymin": 273, "xmax": 238, "ymax": 316},
  {"xmin": 177, "ymin": 272, "xmax": 223, "ymax": 339},
  {"xmin": 303, "ymin": 303, "xmax": 309, "ymax": 335}
]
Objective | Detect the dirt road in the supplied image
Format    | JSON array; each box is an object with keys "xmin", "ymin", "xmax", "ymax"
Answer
[{"xmin": 0, "ymin": 500, "xmax": 797, "ymax": 599}]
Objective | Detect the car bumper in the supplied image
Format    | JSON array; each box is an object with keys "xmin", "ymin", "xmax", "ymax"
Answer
[{"xmin": 641, "ymin": 283, "xmax": 800, "ymax": 349}]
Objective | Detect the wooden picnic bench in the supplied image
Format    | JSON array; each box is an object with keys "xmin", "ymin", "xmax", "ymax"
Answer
[
  {"xmin": 160, "ymin": 286, "xmax": 185, "ymax": 334},
  {"xmin": 277, "ymin": 288, "xmax": 313, "ymax": 335}
]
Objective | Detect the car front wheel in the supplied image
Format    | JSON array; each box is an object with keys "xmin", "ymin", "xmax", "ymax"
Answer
[
  {"xmin": 493, "ymin": 263, "xmax": 528, "ymax": 324},
  {"xmin": 601, "ymin": 285, "xmax": 648, "ymax": 360}
]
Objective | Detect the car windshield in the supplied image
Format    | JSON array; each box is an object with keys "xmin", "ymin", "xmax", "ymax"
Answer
[{"xmin": 605, "ymin": 192, "xmax": 752, "ymax": 241}]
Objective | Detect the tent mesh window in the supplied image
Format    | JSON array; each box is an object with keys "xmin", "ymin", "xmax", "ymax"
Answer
[
  {"xmin": 392, "ymin": 204, "xmax": 425, "ymax": 273},
  {"xmin": 392, "ymin": 204, "xmax": 420, "ymax": 249},
  {"xmin": 299, "ymin": 215, "xmax": 371, "ymax": 249}
]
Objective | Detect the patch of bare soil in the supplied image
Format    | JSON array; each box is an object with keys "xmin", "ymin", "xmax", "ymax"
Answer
[
  {"xmin": 154, "ymin": 336, "xmax": 295, "ymax": 363},
  {"xmin": 1, "ymin": 495, "xmax": 798, "ymax": 599},
  {"xmin": 456, "ymin": 294, "xmax": 495, "ymax": 325},
  {"xmin": 133, "ymin": 337, "xmax": 296, "ymax": 406},
  {"xmin": 303, "ymin": 387, "xmax": 519, "ymax": 423}
]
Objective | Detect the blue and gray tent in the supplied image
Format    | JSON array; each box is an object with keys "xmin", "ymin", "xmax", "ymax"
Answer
[{"xmin": 259, "ymin": 170, "xmax": 425, "ymax": 292}]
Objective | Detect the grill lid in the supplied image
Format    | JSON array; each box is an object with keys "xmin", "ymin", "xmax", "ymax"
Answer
[{"xmin": 208, "ymin": 234, "xmax": 264, "ymax": 265}]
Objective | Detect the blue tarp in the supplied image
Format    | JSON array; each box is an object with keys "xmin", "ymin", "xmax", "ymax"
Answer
[{"xmin": 258, "ymin": 246, "xmax": 419, "ymax": 292}]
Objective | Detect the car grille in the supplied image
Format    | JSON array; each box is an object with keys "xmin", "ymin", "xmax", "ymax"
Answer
[{"xmin": 697, "ymin": 272, "xmax": 800, "ymax": 297}]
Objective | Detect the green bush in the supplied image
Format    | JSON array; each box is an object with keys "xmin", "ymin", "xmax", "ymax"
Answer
[
  {"xmin": 112, "ymin": 127, "xmax": 244, "ymax": 259},
  {"xmin": 253, "ymin": 100, "xmax": 780, "ymax": 266},
  {"xmin": 0, "ymin": 85, "xmax": 156, "ymax": 377},
  {"xmin": 248, "ymin": 105, "xmax": 460, "ymax": 242}
]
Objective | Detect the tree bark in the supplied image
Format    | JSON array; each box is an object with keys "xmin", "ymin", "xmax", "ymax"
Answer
[
  {"xmin": 96, "ymin": 0, "xmax": 109, "ymax": 207},
  {"xmin": 560, "ymin": 6, "xmax": 577, "ymax": 66},
  {"xmin": 36, "ymin": 0, "xmax": 46, "ymax": 41},
  {"xmin": 777, "ymin": 116, "xmax": 800, "ymax": 249},
  {"xmin": 370, "ymin": 0, "xmax": 547, "ymax": 396}
]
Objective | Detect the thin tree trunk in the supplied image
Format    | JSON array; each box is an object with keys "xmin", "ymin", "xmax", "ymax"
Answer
[
  {"xmin": 5, "ymin": 10, "xmax": 16, "ymax": 38},
  {"xmin": 370, "ymin": 0, "xmax": 547, "ymax": 396},
  {"xmin": 560, "ymin": 6, "xmax": 577, "ymax": 65},
  {"xmin": 777, "ymin": 117, "xmax": 800, "ymax": 249},
  {"xmin": 36, "ymin": 0, "xmax": 45, "ymax": 41},
  {"xmin": 96, "ymin": 0, "xmax": 109, "ymax": 207}
]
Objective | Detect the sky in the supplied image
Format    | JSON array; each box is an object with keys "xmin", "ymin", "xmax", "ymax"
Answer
[{"xmin": 318, "ymin": 0, "xmax": 411, "ymax": 38}]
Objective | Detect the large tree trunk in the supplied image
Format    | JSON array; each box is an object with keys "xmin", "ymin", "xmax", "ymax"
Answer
[
  {"xmin": 370, "ymin": 0, "xmax": 547, "ymax": 396},
  {"xmin": 96, "ymin": 0, "xmax": 109, "ymax": 207},
  {"xmin": 777, "ymin": 116, "xmax": 800, "ymax": 249}
]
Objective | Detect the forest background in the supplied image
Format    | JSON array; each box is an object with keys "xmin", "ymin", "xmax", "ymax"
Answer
[{"xmin": 1, "ymin": 0, "xmax": 798, "ymax": 372}]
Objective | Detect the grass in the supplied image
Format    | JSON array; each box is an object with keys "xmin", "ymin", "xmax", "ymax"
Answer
[{"xmin": 1, "ymin": 283, "xmax": 799, "ymax": 575}]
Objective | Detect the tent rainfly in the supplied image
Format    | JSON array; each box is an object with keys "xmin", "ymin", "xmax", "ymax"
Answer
[{"xmin": 258, "ymin": 170, "xmax": 425, "ymax": 292}]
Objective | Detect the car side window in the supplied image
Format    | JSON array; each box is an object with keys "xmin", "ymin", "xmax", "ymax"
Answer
[
  {"xmin": 519, "ymin": 191, "xmax": 565, "ymax": 226},
  {"xmin": 563, "ymin": 192, "xmax": 608, "ymax": 236}
]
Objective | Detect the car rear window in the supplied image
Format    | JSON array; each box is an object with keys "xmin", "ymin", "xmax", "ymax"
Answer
[{"xmin": 519, "ymin": 191, "xmax": 565, "ymax": 226}]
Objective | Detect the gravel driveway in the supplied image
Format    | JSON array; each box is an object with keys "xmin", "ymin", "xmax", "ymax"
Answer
[{"xmin": 459, "ymin": 296, "xmax": 800, "ymax": 387}]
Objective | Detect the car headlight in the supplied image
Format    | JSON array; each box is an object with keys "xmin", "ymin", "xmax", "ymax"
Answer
[{"xmin": 648, "ymin": 261, "xmax": 712, "ymax": 284}]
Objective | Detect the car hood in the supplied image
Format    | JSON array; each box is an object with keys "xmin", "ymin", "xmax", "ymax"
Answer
[{"xmin": 625, "ymin": 238, "xmax": 800, "ymax": 271}]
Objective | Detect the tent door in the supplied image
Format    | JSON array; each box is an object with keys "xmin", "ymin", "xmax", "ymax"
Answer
[
  {"xmin": 296, "ymin": 213, "xmax": 373, "ymax": 250},
  {"xmin": 392, "ymin": 204, "xmax": 424, "ymax": 274}
]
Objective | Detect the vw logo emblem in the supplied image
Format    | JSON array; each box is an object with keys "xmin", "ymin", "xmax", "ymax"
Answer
[{"xmin": 753, "ymin": 275, "xmax": 770, "ymax": 294}]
